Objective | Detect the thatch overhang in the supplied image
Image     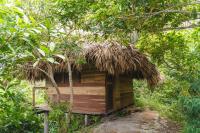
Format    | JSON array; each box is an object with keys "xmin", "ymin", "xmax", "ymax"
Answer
[{"xmin": 23, "ymin": 41, "xmax": 160, "ymax": 87}]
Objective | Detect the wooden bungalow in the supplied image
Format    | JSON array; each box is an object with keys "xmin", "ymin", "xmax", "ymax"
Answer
[{"xmin": 24, "ymin": 41, "xmax": 160, "ymax": 115}]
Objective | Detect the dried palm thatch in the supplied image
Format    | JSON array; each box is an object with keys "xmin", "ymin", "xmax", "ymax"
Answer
[{"xmin": 23, "ymin": 41, "xmax": 160, "ymax": 87}]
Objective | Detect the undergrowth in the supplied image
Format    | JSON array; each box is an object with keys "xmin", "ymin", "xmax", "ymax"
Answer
[
  {"xmin": 134, "ymin": 79, "xmax": 185, "ymax": 124},
  {"xmin": 134, "ymin": 75, "xmax": 200, "ymax": 133},
  {"xmin": 48, "ymin": 102, "xmax": 101, "ymax": 133}
]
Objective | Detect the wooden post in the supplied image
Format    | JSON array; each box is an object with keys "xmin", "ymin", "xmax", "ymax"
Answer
[
  {"xmin": 32, "ymin": 87, "xmax": 35, "ymax": 107},
  {"xmin": 65, "ymin": 113, "xmax": 68, "ymax": 126},
  {"xmin": 44, "ymin": 112, "xmax": 49, "ymax": 133},
  {"xmin": 84, "ymin": 114, "xmax": 88, "ymax": 126}
]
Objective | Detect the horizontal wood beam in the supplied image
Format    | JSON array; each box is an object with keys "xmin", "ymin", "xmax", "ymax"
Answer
[{"xmin": 48, "ymin": 87, "xmax": 105, "ymax": 96}]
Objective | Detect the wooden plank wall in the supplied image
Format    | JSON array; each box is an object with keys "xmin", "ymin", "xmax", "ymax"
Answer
[
  {"xmin": 119, "ymin": 75, "xmax": 133, "ymax": 108},
  {"xmin": 47, "ymin": 71, "xmax": 106, "ymax": 114},
  {"xmin": 112, "ymin": 75, "xmax": 121, "ymax": 110},
  {"xmin": 105, "ymin": 74, "xmax": 114, "ymax": 112},
  {"xmin": 106, "ymin": 74, "xmax": 133, "ymax": 112}
]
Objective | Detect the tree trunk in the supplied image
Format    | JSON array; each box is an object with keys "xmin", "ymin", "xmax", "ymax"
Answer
[
  {"xmin": 46, "ymin": 63, "xmax": 61, "ymax": 102},
  {"xmin": 67, "ymin": 61, "xmax": 73, "ymax": 108},
  {"xmin": 66, "ymin": 60, "xmax": 74, "ymax": 131}
]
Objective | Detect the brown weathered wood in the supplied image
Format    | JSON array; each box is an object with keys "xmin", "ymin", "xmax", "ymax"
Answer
[
  {"xmin": 55, "ymin": 82, "xmax": 105, "ymax": 87},
  {"xmin": 120, "ymin": 92, "xmax": 133, "ymax": 107},
  {"xmin": 47, "ymin": 72, "xmax": 105, "ymax": 87},
  {"xmin": 45, "ymin": 70, "xmax": 135, "ymax": 114},
  {"xmin": 118, "ymin": 76, "xmax": 133, "ymax": 108},
  {"xmin": 47, "ymin": 87, "xmax": 105, "ymax": 96},
  {"xmin": 81, "ymin": 72, "xmax": 105, "ymax": 84},
  {"xmin": 73, "ymin": 102, "xmax": 105, "ymax": 108},
  {"xmin": 113, "ymin": 75, "xmax": 121, "ymax": 110},
  {"xmin": 53, "ymin": 94, "xmax": 106, "ymax": 102},
  {"xmin": 105, "ymin": 74, "xmax": 114, "ymax": 111},
  {"xmin": 48, "ymin": 94, "xmax": 106, "ymax": 113},
  {"xmin": 120, "ymin": 91, "xmax": 134, "ymax": 94},
  {"xmin": 73, "ymin": 107, "xmax": 106, "ymax": 113}
]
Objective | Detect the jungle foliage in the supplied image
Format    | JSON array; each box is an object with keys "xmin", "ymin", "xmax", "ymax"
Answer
[
  {"xmin": 136, "ymin": 29, "xmax": 200, "ymax": 132},
  {"xmin": 0, "ymin": 79, "xmax": 43, "ymax": 132},
  {"xmin": 0, "ymin": 0, "xmax": 200, "ymax": 133}
]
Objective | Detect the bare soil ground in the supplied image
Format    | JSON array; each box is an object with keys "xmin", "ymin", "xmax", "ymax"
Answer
[{"xmin": 92, "ymin": 107, "xmax": 181, "ymax": 133}]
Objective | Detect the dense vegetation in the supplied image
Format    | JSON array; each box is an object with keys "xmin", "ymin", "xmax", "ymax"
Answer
[
  {"xmin": 136, "ymin": 29, "xmax": 200, "ymax": 132},
  {"xmin": 0, "ymin": 0, "xmax": 199, "ymax": 133}
]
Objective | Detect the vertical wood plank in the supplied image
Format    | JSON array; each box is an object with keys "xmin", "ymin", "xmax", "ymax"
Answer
[{"xmin": 113, "ymin": 75, "xmax": 121, "ymax": 110}]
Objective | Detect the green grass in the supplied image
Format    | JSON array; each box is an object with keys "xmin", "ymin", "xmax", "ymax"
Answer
[{"xmin": 133, "ymin": 79, "xmax": 186, "ymax": 124}]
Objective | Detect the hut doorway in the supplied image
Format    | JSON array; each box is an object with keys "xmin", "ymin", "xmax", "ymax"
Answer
[{"xmin": 106, "ymin": 74, "xmax": 114, "ymax": 112}]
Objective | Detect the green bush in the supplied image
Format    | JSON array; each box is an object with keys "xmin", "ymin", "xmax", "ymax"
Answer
[
  {"xmin": 49, "ymin": 103, "xmax": 101, "ymax": 133},
  {"xmin": 134, "ymin": 76, "xmax": 200, "ymax": 133},
  {"xmin": 180, "ymin": 78, "xmax": 200, "ymax": 133},
  {"xmin": 0, "ymin": 80, "xmax": 42, "ymax": 133},
  {"xmin": 134, "ymin": 79, "xmax": 185, "ymax": 122},
  {"xmin": 183, "ymin": 119, "xmax": 200, "ymax": 133}
]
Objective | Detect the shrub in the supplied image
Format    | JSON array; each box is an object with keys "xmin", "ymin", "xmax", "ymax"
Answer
[{"xmin": 0, "ymin": 80, "xmax": 42, "ymax": 133}]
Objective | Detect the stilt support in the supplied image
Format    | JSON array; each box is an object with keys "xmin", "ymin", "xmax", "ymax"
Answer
[
  {"xmin": 32, "ymin": 87, "xmax": 35, "ymax": 107},
  {"xmin": 84, "ymin": 114, "xmax": 88, "ymax": 126},
  {"xmin": 44, "ymin": 112, "xmax": 49, "ymax": 133}
]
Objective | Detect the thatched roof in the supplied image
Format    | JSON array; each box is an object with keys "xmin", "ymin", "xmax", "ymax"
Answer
[{"xmin": 24, "ymin": 41, "xmax": 160, "ymax": 87}]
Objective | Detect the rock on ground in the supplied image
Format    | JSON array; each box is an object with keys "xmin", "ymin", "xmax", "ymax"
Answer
[{"xmin": 92, "ymin": 108, "xmax": 181, "ymax": 133}]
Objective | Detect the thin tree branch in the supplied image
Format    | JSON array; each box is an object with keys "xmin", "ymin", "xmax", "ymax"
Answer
[
  {"xmin": 165, "ymin": 1, "xmax": 200, "ymax": 7},
  {"xmin": 163, "ymin": 24, "xmax": 200, "ymax": 31},
  {"xmin": 123, "ymin": 9, "xmax": 200, "ymax": 19},
  {"xmin": 24, "ymin": 64, "xmax": 61, "ymax": 102},
  {"xmin": 144, "ymin": 10, "xmax": 200, "ymax": 17}
]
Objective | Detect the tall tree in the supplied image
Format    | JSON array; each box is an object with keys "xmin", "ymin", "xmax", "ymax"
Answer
[{"xmin": 56, "ymin": 0, "xmax": 200, "ymax": 43}]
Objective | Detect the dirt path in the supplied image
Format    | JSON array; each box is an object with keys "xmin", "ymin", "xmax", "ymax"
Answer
[{"xmin": 92, "ymin": 108, "xmax": 181, "ymax": 133}]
